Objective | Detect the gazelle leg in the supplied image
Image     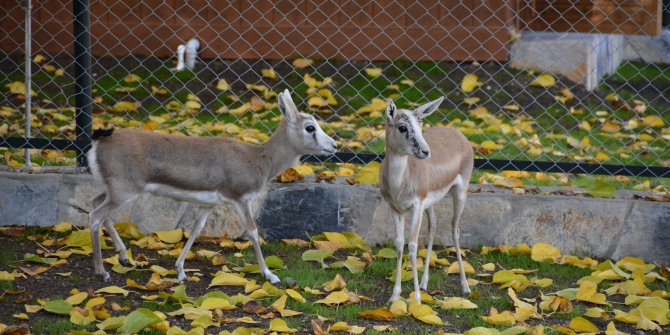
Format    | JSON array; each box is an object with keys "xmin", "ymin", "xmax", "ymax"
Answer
[
  {"xmin": 409, "ymin": 203, "xmax": 425, "ymax": 304},
  {"xmin": 389, "ymin": 209, "xmax": 405, "ymax": 303},
  {"xmin": 175, "ymin": 202, "xmax": 195, "ymax": 230},
  {"xmin": 420, "ymin": 206, "xmax": 437, "ymax": 291},
  {"xmin": 89, "ymin": 194, "xmax": 129, "ymax": 282},
  {"xmin": 102, "ymin": 218, "xmax": 130, "ymax": 266},
  {"xmin": 235, "ymin": 200, "xmax": 279, "ymax": 284},
  {"xmin": 451, "ymin": 181, "xmax": 471, "ymax": 294},
  {"xmin": 176, "ymin": 206, "xmax": 212, "ymax": 281}
]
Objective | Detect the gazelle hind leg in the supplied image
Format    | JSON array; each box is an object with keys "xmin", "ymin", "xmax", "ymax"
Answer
[
  {"xmin": 175, "ymin": 202, "xmax": 195, "ymax": 230},
  {"xmin": 409, "ymin": 204, "xmax": 425, "ymax": 304},
  {"xmin": 176, "ymin": 206, "xmax": 212, "ymax": 281},
  {"xmin": 420, "ymin": 206, "xmax": 436, "ymax": 291},
  {"xmin": 389, "ymin": 210, "xmax": 405, "ymax": 303},
  {"xmin": 102, "ymin": 219, "xmax": 130, "ymax": 266},
  {"xmin": 235, "ymin": 200, "xmax": 279, "ymax": 284},
  {"xmin": 451, "ymin": 179, "xmax": 470, "ymax": 294}
]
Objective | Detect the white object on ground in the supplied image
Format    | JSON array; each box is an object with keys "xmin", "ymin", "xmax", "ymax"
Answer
[
  {"xmin": 175, "ymin": 44, "xmax": 186, "ymax": 71},
  {"xmin": 185, "ymin": 38, "xmax": 200, "ymax": 70}
]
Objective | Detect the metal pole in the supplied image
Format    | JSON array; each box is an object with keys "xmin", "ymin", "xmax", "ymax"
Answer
[
  {"xmin": 73, "ymin": 0, "xmax": 91, "ymax": 167},
  {"xmin": 24, "ymin": 0, "xmax": 31, "ymax": 167}
]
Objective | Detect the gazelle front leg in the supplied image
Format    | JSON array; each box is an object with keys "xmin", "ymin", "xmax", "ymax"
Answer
[
  {"xmin": 176, "ymin": 206, "xmax": 212, "ymax": 281},
  {"xmin": 409, "ymin": 203, "xmax": 425, "ymax": 303},
  {"xmin": 420, "ymin": 206, "xmax": 437, "ymax": 291},
  {"xmin": 235, "ymin": 200, "xmax": 280, "ymax": 284},
  {"xmin": 89, "ymin": 216, "xmax": 108, "ymax": 282},
  {"xmin": 92, "ymin": 191, "xmax": 130, "ymax": 265},
  {"xmin": 451, "ymin": 181, "xmax": 471, "ymax": 294},
  {"xmin": 389, "ymin": 209, "xmax": 405, "ymax": 303}
]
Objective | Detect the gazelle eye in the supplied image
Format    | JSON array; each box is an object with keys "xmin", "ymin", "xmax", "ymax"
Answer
[
  {"xmin": 305, "ymin": 125, "xmax": 316, "ymax": 133},
  {"xmin": 398, "ymin": 125, "xmax": 407, "ymax": 133}
]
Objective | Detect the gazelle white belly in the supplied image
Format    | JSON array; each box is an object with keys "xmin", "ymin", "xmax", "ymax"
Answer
[
  {"xmin": 421, "ymin": 175, "xmax": 463, "ymax": 209},
  {"xmin": 145, "ymin": 183, "xmax": 224, "ymax": 205}
]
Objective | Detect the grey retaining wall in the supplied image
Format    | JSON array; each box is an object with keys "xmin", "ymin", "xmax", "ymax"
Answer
[{"xmin": 0, "ymin": 171, "xmax": 668, "ymax": 265}]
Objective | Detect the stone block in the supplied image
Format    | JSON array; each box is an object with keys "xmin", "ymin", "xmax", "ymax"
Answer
[
  {"xmin": 624, "ymin": 29, "xmax": 670, "ymax": 64},
  {"xmin": 510, "ymin": 32, "xmax": 625, "ymax": 90}
]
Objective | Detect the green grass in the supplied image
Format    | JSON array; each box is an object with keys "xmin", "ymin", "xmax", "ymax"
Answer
[
  {"xmin": 222, "ymin": 241, "xmax": 616, "ymax": 333},
  {"xmin": 607, "ymin": 61, "xmax": 670, "ymax": 84},
  {"xmin": 30, "ymin": 319, "xmax": 97, "ymax": 335}
]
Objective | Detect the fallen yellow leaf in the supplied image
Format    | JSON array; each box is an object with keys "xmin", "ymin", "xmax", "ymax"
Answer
[
  {"xmin": 530, "ymin": 74, "xmax": 555, "ymax": 88},
  {"xmin": 314, "ymin": 290, "xmax": 349, "ymax": 306},
  {"xmin": 292, "ymin": 58, "xmax": 314, "ymax": 69},
  {"xmin": 155, "ymin": 229, "xmax": 183, "ymax": 244},
  {"xmin": 409, "ymin": 302, "xmax": 443, "ymax": 325},
  {"xmin": 357, "ymin": 308, "xmax": 394, "ymax": 321},
  {"xmin": 365, "ymin": 68, "xmax": 382, "ymax": 77},
  {"xmin": 570, "ymin": 316, "xmax": 598, "ymax": 333},
  {"xmin": 200, "ymin": 297, "xmax": 235, "ymax": 310},
  {"xmin": 285, "ymin": 289, "xmax": 306, "ymax": 303},
  {"xmin": 530, "ymin": 242, "xmax": 560, "ymax": 262},
  {"xmin": 216, "ymin": 79, "xmax": 230, "ymax": 91},
  {"xmin": 351, "ymin": 162, "xmax": 380, "ymax": 185},
  {"xmin": 268, "ymin": 318, "xmax": 297, "ymax": 333},
  {"xmin": 261, "ymin": 68, "xmax": 277, "ymax": 80},
  {"xmin": 436, "ymin": 297, "xmax": 478, "ymax": 310},
  {"xmin": 576, "ymin": 281, "xmax": 607, "ymax": 305},
  {"xmin": 209, "ymin": 272, "xmax": 249, "ymax": 287},
  {"xmin": 95, "ymin": 286, "xmax": 130, "ymax": 297},
  {"xmin": 461, "ymin": 74, "xmax": 482, "ymax": 93},
  {"xmin": 389, "ymin": 300, "xmax": 408, "ymax": 317},
  {"xmin": 110, "ymin": 101, "xmax": 139, "ymax": 113},
  {"xmin": 482, "ymin": 309, "xmax": 515, "ymax": 326}
]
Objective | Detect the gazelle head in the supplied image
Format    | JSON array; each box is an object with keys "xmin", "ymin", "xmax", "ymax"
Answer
[
  {"xmin": 277, "ymin": 89, "xmax": 337, "ymax": 155},
  {"xmin": 385, "ymin": 97, "xmax": 444, "ymax": 159}
]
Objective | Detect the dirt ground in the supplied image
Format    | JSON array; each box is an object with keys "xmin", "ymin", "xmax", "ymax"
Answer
[{"xmin": 1, "ymin": 226, "xmax": 666, "ymax": 335}]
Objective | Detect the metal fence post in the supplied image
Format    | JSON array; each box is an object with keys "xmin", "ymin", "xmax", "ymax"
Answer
[
  {"xmin": 73, "ymin": 0, "xmax": 91, "ymax": 167},
  {"xmin": 24, "ymin": 0, "xmax": 32, "ymax": 167}
]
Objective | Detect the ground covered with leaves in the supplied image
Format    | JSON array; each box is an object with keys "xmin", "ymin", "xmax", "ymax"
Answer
[
  {"xmin": 1, "ymin": 54, "xmax": 669, "ymax": 193},
  {"xmin": 0, "ymin": 224, "xmax": 668, "ymax": 335}
]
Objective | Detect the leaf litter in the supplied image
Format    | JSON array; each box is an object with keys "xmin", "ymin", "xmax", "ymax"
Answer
[{"xmin": 0, "ymin": 225, "xmax": 667, "ymax": 334}]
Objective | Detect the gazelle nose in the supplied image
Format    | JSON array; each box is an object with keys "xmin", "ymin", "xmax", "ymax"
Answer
[{"xmin": 421, "ymin": 150, "xmax": 430, "ymax": 156}]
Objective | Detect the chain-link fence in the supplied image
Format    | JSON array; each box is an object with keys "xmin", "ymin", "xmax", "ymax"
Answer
[{"xmin": 1, "ymin": 0, "xmax": 669, "ymax": 190}]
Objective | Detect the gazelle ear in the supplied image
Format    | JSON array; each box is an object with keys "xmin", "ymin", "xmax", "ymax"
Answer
[
  {"xmin": 386, "ymin": 99, "xmax": 397, "ymax": 124},
  {"xmin": 413, "ymin": 97, "xmax": 444, "ymax": 119},
  {"xmin": 278, "ymin": 89, "xmax": 298, "ymax": 124}
]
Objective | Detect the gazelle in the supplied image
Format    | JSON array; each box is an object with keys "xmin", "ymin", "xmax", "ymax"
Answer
[
  {"xmin": 380, "ymin": 97, "xmax": 473, "ymax": 303},
  {"xmin": 87, "ymin": 89, "xmax": 337, "ymax": 283}
]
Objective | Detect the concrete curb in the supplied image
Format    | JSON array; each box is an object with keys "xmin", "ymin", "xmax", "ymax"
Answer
[{"xmin": 1, "ymin": 171, "xmax": 668, "ymax": 265}]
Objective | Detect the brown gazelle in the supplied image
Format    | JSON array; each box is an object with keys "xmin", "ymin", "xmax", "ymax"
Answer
[
  {"xmin": 87, "ymin": 89, "xmax": 337, "ymax": 283},
  {"xmin": 380, "ymin": 97, "xmax": 473, "ymax": 303}
]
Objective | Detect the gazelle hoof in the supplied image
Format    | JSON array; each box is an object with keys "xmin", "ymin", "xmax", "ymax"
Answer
[
  {"xmin": 388, "ymin": 294, "xmax": 400, "ymax": 304},
  {"xmin": 177, "ymin": 272, "xmax": 187, "ymax": 281},
  {"xmin": 119, "ymin": 258, "xmax": 132, "ymax": 267},
  {"xmin": 265, "ymin": 271, "xmax": 280, "ymax": 284},
  {"xmin": 98, "ymin": 271, "xmax": 110, "ymax": 282}
]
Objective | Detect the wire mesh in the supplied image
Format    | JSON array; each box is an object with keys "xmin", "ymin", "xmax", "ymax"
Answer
[{"xmin": 1, "ymin": 0, "xmax": 669, "ymax": 190}]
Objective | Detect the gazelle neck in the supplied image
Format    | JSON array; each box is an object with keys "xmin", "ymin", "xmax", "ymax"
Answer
[
  {"xmin": 258, "ymin": 121, "xmax": 301, "ymax": 181},
  {"xmin": 385, "ymin": 148, "xmax": 409, "ymax": 190}
]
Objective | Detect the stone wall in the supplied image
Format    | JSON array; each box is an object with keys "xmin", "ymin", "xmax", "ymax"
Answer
[{"xmin": 1, "ymin": 171, "xmax": 668, "ymax": 264}]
